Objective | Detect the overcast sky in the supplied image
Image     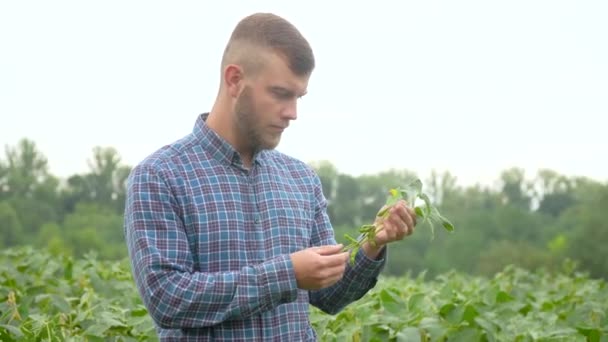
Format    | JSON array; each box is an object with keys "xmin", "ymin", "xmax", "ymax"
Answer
[{"xmin": 1, "ymin": 1, "xmax": 606, "ymax": 187}]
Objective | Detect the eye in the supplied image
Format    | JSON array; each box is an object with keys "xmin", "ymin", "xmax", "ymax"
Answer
[
  {"xmin": 269, "ymin": 86, "xmax": 296, "ymax": 101},
  {"xmin": 272, "ymin": 89, "xmax": 291, "ymax": 100}
]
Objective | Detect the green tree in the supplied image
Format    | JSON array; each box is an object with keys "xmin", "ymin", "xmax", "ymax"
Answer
[
  {"xmin": 475, "ymin": 240, "xmax": 554, "ymax": 275},
  {"xmin": 532, "ymin": 169, "xmax": 576, "ymax": 217},
  {"xmin": 331, "ymin": 174, "xmax": 363, "ymax": 228},
  {"xmin": 424, "ymin": 169, "xmax": 460, "ymax": 206},
  {"xmin": 309, "ymin": 160, "xmax": 339, "ymax": 202},
  {"xmin": 499, "ymin": 167, "xmax": 532, "ymax": 210},
  {"xmin": 61, "ymin": 202, "xmax": 126, "ymax": 259},
  {"xmin": 61, "ymin": 147, "xmax": 131, "ymax": 214},
  {"xmin": 0, "ymin": 138, "xmax": 60, "ymax": 236},
  {"xmin": 0, "ymin": 201, "xmax": 23, "ymax": 247},
  {"xmin": 562, "ymin": 184, "xmax": 608, "ymax": 278}
]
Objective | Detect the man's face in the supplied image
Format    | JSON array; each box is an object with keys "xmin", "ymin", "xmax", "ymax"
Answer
[{"xmin": 234, "ymin": 53, "xmax": 309, "ymax": 153}]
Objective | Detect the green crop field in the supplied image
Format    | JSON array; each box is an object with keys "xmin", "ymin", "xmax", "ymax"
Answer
[{"xmin": 1, "ymin": 247, "xmax": 607, "ymax": 341}]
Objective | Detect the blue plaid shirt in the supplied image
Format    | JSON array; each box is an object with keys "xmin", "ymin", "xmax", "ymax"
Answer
[{"xmin": 124, "ymin": 113, "xmax": 386, "ymax": 341}]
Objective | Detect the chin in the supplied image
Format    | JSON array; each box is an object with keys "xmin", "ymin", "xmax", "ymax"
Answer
[{"xmin": 263, "ymin": 137, "xmax": 281, "ymax": 150}]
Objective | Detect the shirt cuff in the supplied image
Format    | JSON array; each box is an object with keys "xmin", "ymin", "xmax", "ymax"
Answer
[
  {"xmin": 260, "ymin": 254, "xmax": 299, "ymax": 307},
  {"xmin": 351, "ymin": 245, "xmax": 387, "ymax": 278}
]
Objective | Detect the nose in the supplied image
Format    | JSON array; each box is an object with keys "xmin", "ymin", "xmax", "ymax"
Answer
[{"xmin": 281, "ymin": 100, "xmax": 298, "ymax": 121}]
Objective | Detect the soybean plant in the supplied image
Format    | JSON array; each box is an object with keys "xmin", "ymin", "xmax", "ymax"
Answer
[{"xmin": 342, "ymin": 178, "xmax": 455, "ymax": 264}]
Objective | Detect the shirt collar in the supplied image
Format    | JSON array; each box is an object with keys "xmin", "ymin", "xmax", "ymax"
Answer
[{"xmin": 193, "ymin": 113, "xmax": 265, "ymax": 169}]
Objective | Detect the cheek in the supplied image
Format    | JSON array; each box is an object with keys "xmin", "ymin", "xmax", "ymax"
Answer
[{"xmin": 257, "ymin": 97, "xmax": 281, "ymax": 116}]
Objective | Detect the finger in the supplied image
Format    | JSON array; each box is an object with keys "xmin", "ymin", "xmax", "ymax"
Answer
[
  {"xmin": 389, "ymin": 220, "xmax": 406, "ymax": 240},
  {"xmin": 388, "ymin": 211, "xmax": 413, "ymax": 239},
  {"xmin": 395, "ymin": 204, "xmax": 415, "ymax": 227},
  {"xmin": 323, "ymin": 264, "xmax": 347, "ymax": 284},
  {"xmin": 321, "ymin": 252, "xmax": 350, "ymax": 266},
  {"xmin": 378, "ymin": 221, "xmax": 398, "ymax": 243},
  {"xmin": 388, "ymin": 206, "xmax": 410, "ymax": 234},
  {"xmin": 321, "ymin": 274, "xmax": 343, "ymax": 288},
  {"xmin": 398, "ymin": 206, "xmax": 416, "ymax": 233},
  {"xmin": 397, "ymin": 216, "xmax": 413, "ymax": 236},
  {"xmin": 406, "ymin": 206, "xmax": 417, "ymax": 226},
  {"xmin": 315, "ymin": 244, "xmax": 344, "ymax": 255}
]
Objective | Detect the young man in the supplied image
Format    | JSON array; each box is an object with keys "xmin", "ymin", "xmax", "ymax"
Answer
[{"xmin": 124, "ymin": 12, "xmax": 416, "ymax": 341}]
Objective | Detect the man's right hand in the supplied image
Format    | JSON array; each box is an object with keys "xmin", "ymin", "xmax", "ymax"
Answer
[{"xmin": 290, "ymin": 244, "xmax": 349, "ymax": 290}]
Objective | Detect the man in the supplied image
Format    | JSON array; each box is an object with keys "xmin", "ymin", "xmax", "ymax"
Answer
[{"xmin": 124, "ymin": 12, "xmax": 416, "ymax": 341}]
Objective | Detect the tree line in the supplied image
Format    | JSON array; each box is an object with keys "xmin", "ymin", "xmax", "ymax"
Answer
[{"xmin": 1, "ymin": 138, "xmax": 607, "ymax": 279}]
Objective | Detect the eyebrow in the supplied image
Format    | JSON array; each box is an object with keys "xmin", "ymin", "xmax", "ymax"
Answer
[{"xmin": 270, "ymin": 86, "xmax": 307, "ymax": 98}]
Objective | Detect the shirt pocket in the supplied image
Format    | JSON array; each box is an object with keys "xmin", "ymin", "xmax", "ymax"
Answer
[{"xmin": 269, "ymin": 206, "xmax": 312, "ymax": 254}]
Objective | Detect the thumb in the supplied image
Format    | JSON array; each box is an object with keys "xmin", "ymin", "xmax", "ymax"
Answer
[{"xmin": 314, "ymin": 244, "xmax": 344, "ymax": 255}]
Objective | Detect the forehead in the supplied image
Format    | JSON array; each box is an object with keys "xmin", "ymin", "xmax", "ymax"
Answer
[{"xmin": 258, "ymin": 52, "xmax": 309, "ymax": 93}]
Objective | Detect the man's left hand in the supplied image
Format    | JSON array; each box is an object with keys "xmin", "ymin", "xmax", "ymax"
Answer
[{"xmin": 362, "ymin": 200, "xmax": 417, "ymax": 257}]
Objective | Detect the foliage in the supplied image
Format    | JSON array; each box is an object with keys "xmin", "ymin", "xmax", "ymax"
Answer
[
  {"xmin": 311, "ymin": 264, "xmax": 608, "ymax": 341},
  {"xmin": 1, "ymin": 138, "xmax": 608, "ymax": 279},
  {"xmin": 342, "ymin": 180, "xmax": 455, "ymax": 265},
  {"xmin": 0, "ymin": 246, "xmax": 156, "ymax": 341},
  {"xmin": 2, "ymin": 247, "xmax": 607, "ymax": 341}
]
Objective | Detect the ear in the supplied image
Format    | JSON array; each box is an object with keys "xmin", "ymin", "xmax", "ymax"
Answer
[{"xmin": 224, "ymin": 64, "xmax": 244, "ymax": 98}]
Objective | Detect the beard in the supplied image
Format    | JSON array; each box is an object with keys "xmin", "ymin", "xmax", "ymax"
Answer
[{"xmin": 234, "ymin": 86, "xmax": 281, "ymax": 153}]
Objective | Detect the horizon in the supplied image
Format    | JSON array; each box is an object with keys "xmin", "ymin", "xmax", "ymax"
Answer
[{"xmin": 3, "ymin": 135, "xmax": 606, "ymax": 190}]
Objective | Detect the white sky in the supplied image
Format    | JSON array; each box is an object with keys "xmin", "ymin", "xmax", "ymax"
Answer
[{"xmin": 1, "ymin": 1, "xmax": 606, "ymax": 187}]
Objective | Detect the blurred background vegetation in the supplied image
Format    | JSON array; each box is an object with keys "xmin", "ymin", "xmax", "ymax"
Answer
[{"xmin": 2, "ymin": 138, "xmax": 607, "ymax": 280}]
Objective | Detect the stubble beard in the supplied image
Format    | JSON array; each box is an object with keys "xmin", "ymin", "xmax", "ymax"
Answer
[{"xmin": 234, "ymin": 87, "xmax": 281, "ymax": 153}]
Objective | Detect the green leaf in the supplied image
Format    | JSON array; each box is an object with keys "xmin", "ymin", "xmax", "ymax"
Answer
[
  {"xmin": 377, "ymin": 206, "xmax": 390, "ymax": 217},
  {"xmin": 395, "ymin": 327, "xmax": 422, "ymax": 341},
  {"xmin": 0, "ymin": 324, "xmax": 23, "ymax": 338},
  {"xmin": 496, "ymin": 290, "xmax": 514, "ymax": 303},
  {"xmin": 437, "ymin": 214, "xmax": 455, "ymax": 232},
  {"xmin": 482, "ymin": 285, "xmax": 499, "ymax": 306},
  {"xmin": 344, "ymin": 233, "xmax": 359, "ymax": 245},
  {"xmin": 414, "ymin": 206, "xmax": 425, "ymax": 218},
  {"xmin": 379, "ymin": 289, "xmax": 404, "ymax": 315},
  {"xmin": 51, "ymin": 294, "xmax": 71, "ymax": 313},
  {"xmin": 449, "ymin": 327, "xmax": 482, "ymax": 342},
  {"xmin": 474, "ymin": 317, "xmax": 498, "ymax": 342},
  {"xmin": 407, "ymin": 293, "xmax": 425, "ymax": 312},
  {"xmin": 544, "ymin": 327, "xmax": 580, "ymax": 338},
  {"xmin": 350, "ymin": 246, "xmax": 359, "ymax": 266},
  {"xmin": 359, "ymin": 224, "xmax": 375, "ymax": 233},
  {"xmin": 85, "ymin": 324, "xmax": 110, "ymax": 337},
  {"xmin": 28, "ymin": 313, "xmax": 50, "ymax": 335},
  {"xmin": 439, "ymin": 303, "xmax": 466, "ymax": 324},
  {"xmin": 99, "ymin": 312, "xmax": 125, "ymax": 328},
  {"xmin": 63, "ymin": 257, "xmax": 73, "ymax": 280},
  {"xmin": 130, "ymin": 306, "xmax": 149, "ymax": 317},
  {"xmin": 419, "ymin": 317, "xmax": 448, "ymax": 341},
  {"xmin": 462, "ymin": 304, "xmax": 479, "ymax": 324},
  {"xmin": 418, "ymin": 193, "xmax": 433, "ymax": 216},
  {"xmin": 576, "ymin": 326, "xmax": 601, "ymax": 342}
]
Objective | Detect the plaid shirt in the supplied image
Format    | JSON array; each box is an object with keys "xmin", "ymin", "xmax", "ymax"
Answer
[{"xmin": 124, "ymin": 113, "xmax": 386, "ymax": 341}]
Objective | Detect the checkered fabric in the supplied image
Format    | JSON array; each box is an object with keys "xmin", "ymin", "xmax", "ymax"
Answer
[{"xmin": 124, "ymin": 113, "xmax": 386, "ymax": 341}]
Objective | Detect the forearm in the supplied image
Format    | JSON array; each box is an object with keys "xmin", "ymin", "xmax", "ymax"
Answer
[
  {"xmin": 125, "ymin": 165, "xmax": 298, "ymax": 329},
  {"xmin": 361, "ymin": 240, "xmax": 385, "ymax": 260},
  {"xmin": 306, "ymin": 170, "xmax": 386, "ymax": 314},
  {"xmin": 308, "ymin": 246, "xmax": 386, "ymax": 314},
  {"xmin": 131, "ymin": 247, "xmax": 298, "ymax": 328}
]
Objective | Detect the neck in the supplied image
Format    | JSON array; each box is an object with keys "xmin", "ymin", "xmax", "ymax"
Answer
[{"xmin": 206, "ymin": 96, "xmax": 254, "ymax": 168}]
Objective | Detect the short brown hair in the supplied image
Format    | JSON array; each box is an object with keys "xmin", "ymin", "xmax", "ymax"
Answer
[{"xmin": 221, "ymin": 13, "xmax": 315, "ymax": 77}]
